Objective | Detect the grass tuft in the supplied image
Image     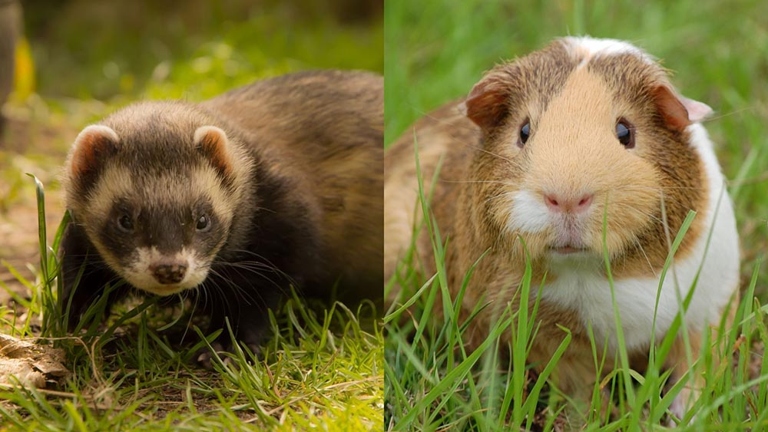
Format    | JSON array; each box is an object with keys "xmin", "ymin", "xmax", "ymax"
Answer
[
  {"xmin": 385, "ymin": 1, "xmax": 768, "ymax": 430},
  {"xmin": 1, "ymin": 131, "xmax": 382, "ymax": 432}
]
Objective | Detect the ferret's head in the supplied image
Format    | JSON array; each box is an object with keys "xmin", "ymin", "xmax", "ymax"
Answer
[
  {"xmin": 462, "ymin": 37, "xmax": 712, "ymax": 273},
  {"xmin": 63, "ymin": 102, "xmax": 252, "ymax": 296}
]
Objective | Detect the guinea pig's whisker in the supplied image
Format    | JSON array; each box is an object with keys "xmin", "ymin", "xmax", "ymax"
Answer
[
  {"xmin": 484, "ymin": 193, "xmax": 514, "ymax": 205},
  {"xmin": 421, "ymin": 110, "xmax": 475, "ymax": 130},
  {"xmin": 440, "ymin": 180, "xmax": 517, "ymax": 186},
  {"xmin": 631, "ymin": 237, "xmax": 656, "ymax": 275},
  {"xmin": 475, "ymin": 148, "xmax": 519, "ymax": 165},
  {"xmin": 659, "ymin": 185, "xmax": 703, "ymax": 191},
  {"xmin": 608, "ymin": 202, "xmax": 666, "ymax": 225}
]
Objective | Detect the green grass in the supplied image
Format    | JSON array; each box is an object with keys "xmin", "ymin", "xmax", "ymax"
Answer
[
  {"xmin": 0, "ymin": 4, "xmax": 383, "ymax": 431},
  {"xmin": 1, "ymin": 175, "xmax": 383, "ymax": 431},
  {"xmin": 385, "ymin": 0, "xmax": 768, "ymax": 430},
  {"xmin": 28, "ymin": 0, "xmax": 384, "ymax": 101}
]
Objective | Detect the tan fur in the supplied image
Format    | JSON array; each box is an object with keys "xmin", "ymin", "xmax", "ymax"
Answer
[
  {"xmin": 491, "ymin": 68, "xmax": 664, "ymax": 276},
  {"xmin": 78, "ymin": 161, "xmax": 235, "ymax": 286},
  {"xmin": 125, "ymin": 246, "xmax": 208, "ymax": 295},
  {"xmin": 385, "ymin": 38, "xmax": 731, "ymax": 423},
  {"xmin": 64, "ymin": 71, "xmax": 383, "ymax": 305},
  {"xmin": 203, "ymin": 71, "xmax": 385, "ymax": 296},
  {"xmin": 384, "ymin": 102, "xmax": 479, "ymax": 300},
  {"xmin": 67, "ymin": 125, "xmax": 121, "ymax": 184},
  {"xmin": 194, "ymin": 126, "xmax": 236, "ymax": 180}
]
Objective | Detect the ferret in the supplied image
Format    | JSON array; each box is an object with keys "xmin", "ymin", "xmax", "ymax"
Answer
[
  {"xmin": 384, "ymin": 37, "xmax": 739, "ymax": 423},
  {"xmin": 61, "ymin": 70, "xmax": 383, "ymax": 363}
]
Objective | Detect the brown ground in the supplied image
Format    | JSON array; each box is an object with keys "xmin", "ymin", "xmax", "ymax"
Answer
[{"xmin": 0, "ymin": 109, "xmax": 76, "ymax": 305}]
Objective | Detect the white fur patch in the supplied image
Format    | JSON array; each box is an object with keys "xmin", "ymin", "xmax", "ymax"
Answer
[
  {"xmin": 508, "ymin": 190, "xmax": 551, "ymax": 233},
  {"xmin": 86, "ymin": 165, "xmax": 233, "ymax": 230},
  {"xmin": 193, "ymin": 125, "xmax": 227, "ymax": 145},
  {"xmin": 85, "ymin": 165, "xmax": 136, "ymax": 223},
  {"xmin": 74, "ymin": 124, "xmax": 120, "ymax": 147},
  {"xmin": 562, "ymin": 36, "xmax": 654, "ymax": 67},
  {"xmin": 123, "ymin": 247, "xmax": 209, "ymax": 296},
  {"xmin": 539, "ymin": 124, "xmax": 739, "ymax": 352}
]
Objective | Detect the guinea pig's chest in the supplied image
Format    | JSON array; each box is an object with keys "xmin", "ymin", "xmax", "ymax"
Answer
[{"xmin": 536, "ymin": 270, "xmax": 683, "ymax": 353}]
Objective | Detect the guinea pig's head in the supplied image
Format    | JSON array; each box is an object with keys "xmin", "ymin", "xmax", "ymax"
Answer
[
  {"xmin": 463, "ymin": 37, "xmax": 712, "ymax": 273},
  {"xmin": 63, "ymin": 102, "xmax": 252, "ymax": 295}
]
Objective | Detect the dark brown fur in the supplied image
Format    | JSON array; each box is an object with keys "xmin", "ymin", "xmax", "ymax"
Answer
[{"xmin": 61, "ymin": 70, "xmax": 383, "ymax": 361}]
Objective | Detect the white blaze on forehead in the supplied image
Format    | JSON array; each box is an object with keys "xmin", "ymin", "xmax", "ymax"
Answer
[
  {"xmin": 123, "ymin": 246, "xmax": 210, "ymax": 296},
  {"xmin": 562, "ymin": 36, "xmax": 655, "ymax": 66}
]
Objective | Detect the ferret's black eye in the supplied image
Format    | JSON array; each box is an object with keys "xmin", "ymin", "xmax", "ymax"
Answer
[
  {"xmin": 616, "ymin": 119, "xmax": 635, "ymax": 149},
  {"xmin": 117, "ymin": 214, "xmax": 134, "ymax": 232},
  {"xmin": 196, "ymin": 214, "xmax": 211, "ymax": 232},
  {"xmin": 518, "ymin": 120, "xmax": 531, "ymax": 147}
]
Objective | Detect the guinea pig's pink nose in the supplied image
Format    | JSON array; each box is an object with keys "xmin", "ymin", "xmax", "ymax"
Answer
[{"xmin": 544, "ymin": 193, "xmax": 594, "ymax": 214}]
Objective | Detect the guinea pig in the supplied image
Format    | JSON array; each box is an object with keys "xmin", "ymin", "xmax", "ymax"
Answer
[{"xmin": 384, "ymin": 37, "xmax": 740, "ymax": 422}]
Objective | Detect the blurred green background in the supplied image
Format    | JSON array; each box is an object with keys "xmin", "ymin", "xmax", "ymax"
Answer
[
  {"xmin": 0, "ymin": 0, "xmax": 383, "ymax": 320},
  {"xmin": 27, "ymin": 0, "xmax": 383, "ymax": 101},
  {"xmin": 0, "ymin": 2, "xmax": 384, "ymax": 429},
  {"xmin": 385, "ymin": 0, "xmax": 768, "ymax": 297}
]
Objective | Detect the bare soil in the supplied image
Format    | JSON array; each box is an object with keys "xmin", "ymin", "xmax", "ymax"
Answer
[{"xmin": 0, "ymin": 111, "xmax": 75, "ymax": 305}]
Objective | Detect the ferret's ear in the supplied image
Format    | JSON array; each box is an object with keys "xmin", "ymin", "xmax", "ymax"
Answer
[
  {"xmin": 69, "ymin": 125, "xmax": 120, "ymax": 184},
  {"xmin": 651, "ymin": 85, "xmax": 713, "ymax": 132},
  {"xmin": 462, "ymin": 65, "xmax": 516, "ymax": 131},
  {"xmin": 194, "ymin": 126, "xmax": 234, "ymax": 180}
]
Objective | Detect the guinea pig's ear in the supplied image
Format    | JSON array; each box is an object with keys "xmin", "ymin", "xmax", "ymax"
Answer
[
  {"xmin": 461, "ymin": 66, "xmax": 516, "ymax": 131},
  {"xmin": 68, "ymin": 125, "xmax": 120, "ymax": 185},
  {"xmin": 651, "ymin": 85, "xmax": 713, "ymax": 132},
  {"xmin": 194, "ymin": 125, "xmax": 234, "ymax": 180}
]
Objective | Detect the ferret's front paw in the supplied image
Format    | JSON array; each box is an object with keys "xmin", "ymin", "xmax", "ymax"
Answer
[{"xmin": 195, "ymin": 340, "xmax": 263, "ymax": 369}]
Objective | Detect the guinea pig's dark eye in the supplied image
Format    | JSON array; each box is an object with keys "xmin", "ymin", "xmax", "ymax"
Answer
[
  {"xmin": 616, "ymin": 119, "xmax": 635, "ymax": 149},
  {"xmin": 518, "ymin": 120, "xmax": 531, "ymax": 147},
  {"xmin": 196, "ymin": 214, "xmax": 211, "ymax": 232},
  {"xmin": 117, "ymin": 214, "xmax": 134, "ymax": 233}
]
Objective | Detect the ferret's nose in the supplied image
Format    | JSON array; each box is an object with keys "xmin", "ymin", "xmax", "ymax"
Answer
[
  {"xmin": 544, "ymin": 193, "xmax": 594, "ymax": 214},
  {"xmin": 151, "ymin": 261, "xmax": 188, "ymax": 284}
]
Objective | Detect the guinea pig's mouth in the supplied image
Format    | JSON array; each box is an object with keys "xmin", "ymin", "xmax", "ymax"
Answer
[{"xmin": 547, "ymin": 244, "xmax": 590, "ymax": 255}]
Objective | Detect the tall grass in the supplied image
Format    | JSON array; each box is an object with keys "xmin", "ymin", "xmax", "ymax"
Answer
[
  {"xmin": 384, "ymin": 146, "xmax": 768, "ymax": 429},
  {"xmin": 0, "ymin": 5, "xmax": 384, "ymax": 429},
  {"xmin": 385, "ymin": 0, "xmax": 768, "ymax": 430},
  {"xmin": 0, "ymin": 176, "xmax": 384, "ymax": 430}
]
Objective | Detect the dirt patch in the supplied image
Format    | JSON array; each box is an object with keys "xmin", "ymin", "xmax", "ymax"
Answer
[
  {"xmin": 0, "ymin": 333, "xmax": 69, "ymax": 389},
  {"xmin": 0, "ymin": 113, "xmax": 72, "ymax": 305}
]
